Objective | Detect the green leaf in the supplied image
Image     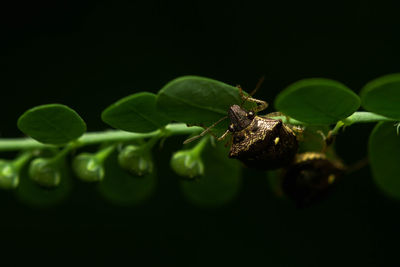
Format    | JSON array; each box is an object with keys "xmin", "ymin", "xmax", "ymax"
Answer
[
  {"xmin": 274, "ymin": 78, "xmax": 360, "ymax": 124},
  {"xmin": 369, "ymin": 122, "xmax": 400, "ymax": 198},
  {"xmin": 360, "ymin": 73, "xmax": 400, "ymax": 119},
  {"xmin": 157, "ymin": 76, "xmax": 255, "ymax": 134},
  {"xmin": 17, "ymin": 104, "xmax": 86, "ymax": 145},
  {"xmin": 180, "ymin": 141, "xmax": 242, "ymax": 208},
  {"xmin": 102, "ymin": 92, "xmax": 169, "ymax": 133}
]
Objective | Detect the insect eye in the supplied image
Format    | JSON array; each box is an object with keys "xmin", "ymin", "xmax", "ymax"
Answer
[
  {"xmin": 228, "ymin": 124, "xmax": 235, "ymax": 132},
  {"xmin": 247, "ymin": 111, "xmax": 255, "ymax": 119}
]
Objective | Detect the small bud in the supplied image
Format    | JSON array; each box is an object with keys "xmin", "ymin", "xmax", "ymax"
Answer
[
  {"xmin": 29, "ymin": 158, "xmax": 61, "ymax": 188},
  {"xmin": 0, "ymin": 160, "xmax": 19, "ymax": 189},
  {"xmin": 118, "ymin": 145, "xmax": 154, "ymax": 176},
  {"xmin": 170, "ymin": 150, "xmax": 204, "ymax": 179},
  {"xmin": 72, "ymin": 153, "xmax": 104, "ymax": 182}
]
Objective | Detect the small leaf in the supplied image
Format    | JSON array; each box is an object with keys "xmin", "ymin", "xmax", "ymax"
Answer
[
  {"xmin": 102, "ymin": 92, "xmax": 169, "ymax": 133},
  {"xmin": 18, "ymin": 104, "xmax": 86, "ymax": 145},
  {"xmin": 369, "ymin": 122, "xmax": 400, "ymax": 198},
  {"xmin": 157, "ymin": 76, "xmax": 255, "ymax": 134},
  {"xmin": 360, "ymin": 73, "xmax": 400, "ymax": 119},
  {"xmin": 274, "ymin": 78, "xmax": 360, "ymax": 124},
  {"xmin": 180, "ymin": 141, "xmax": 242, "ymax": 208}
]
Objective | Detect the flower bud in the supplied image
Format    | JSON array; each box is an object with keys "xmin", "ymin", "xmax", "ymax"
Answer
[
  {"xmin": 118, "ymin": 145, "xmax": 154, "ymax": 176},
  {"xmin": 72, "ymin": 153, "xmax": 104, "ymax": 182},
  {"xmin": 170, "ymin": 150, "xmax": 204, "ymax": 179},
  {"xmin": 29, "ymin": 158, "xmax": 61, "ymax": 188},
  {"xmin": 0, "ymin": 160, "xmax": 19, "ymax": 189}
]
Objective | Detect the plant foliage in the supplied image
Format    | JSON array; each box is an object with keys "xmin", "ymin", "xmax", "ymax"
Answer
[
  {"xmin": 274, "ymin": 78, "xmax": 360, "ymax": 124},
  {"xmin": 102, "ymin": 92, "xmax": 169, "ymax": 133},
  {"xmin": 360, "ymin": 73, "xmax": 400, "ymax": 119},
  {"xmin": 0, "ymin": 73, "xmax": 399, "ymax": 207},
  {"xmin": 17, "ymin": 104, "xmax": 86, "ymax": 145}
]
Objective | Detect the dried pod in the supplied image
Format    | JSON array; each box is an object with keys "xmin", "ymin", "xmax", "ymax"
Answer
[{"xmin": 281, "ymin": 152, "xmax": 345, "ymax": 207}]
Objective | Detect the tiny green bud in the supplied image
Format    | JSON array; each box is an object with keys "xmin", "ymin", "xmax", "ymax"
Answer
[
  {"xmin": 118, "ymin": 145, "xmax": 154, "ymax": 176},
  {"xmin": 170, "ymin": 150, "xmax": 204, "ymax": 179},
  {"xmin": 0, "ymin": 160, "xmax": 19, "ymax": 189},
  {"xmin": 29, "ymin": 158, "xmax": 61, "ymax": 188},
  {"xmin": 72, "ymin": 153, "xmax": 104, "ymax": 182}
]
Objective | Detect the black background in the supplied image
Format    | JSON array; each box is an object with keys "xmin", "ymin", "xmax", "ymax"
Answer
[{"xmin": 1, "ymin": 1, "xmax": 400, "ymax": 266}]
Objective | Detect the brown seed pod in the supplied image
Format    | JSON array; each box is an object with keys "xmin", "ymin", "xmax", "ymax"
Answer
[
  {"xmin": 227, "ymin": 105, "xmax": 298, "ymax": 170},
  {"xmin": 281, "ymin": 152, "xmax": 345, "ymax": 207}
]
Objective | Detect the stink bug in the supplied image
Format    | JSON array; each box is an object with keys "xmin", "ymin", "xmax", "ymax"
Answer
[
  {"xmin": 184, "ymin": 80, "xmax": 300, "ymax": 170},
  {"xmin": 225, "ymin": 103, "xmax": 298, "ymax": 170}
]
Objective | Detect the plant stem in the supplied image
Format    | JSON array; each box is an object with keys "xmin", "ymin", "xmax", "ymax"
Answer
[
  {"xmin": 191, "ymin": 136, "xmax": 209, "ymax": 157},
  {"xmin": 95, "ymin": 145, "xmax": 116, "ymax": 163},
  {"xmin": 0, "ymin": 113, "xmax": 395, "ymax": 152},
  {"xmin": 342, "ymin": 111, "xmax": 395, "ymax": 125},
  {"xmin": 272, "ymin": 111, "xmax": 396, "ymax": 126},
  {"xmin": 12, "ymin": 151, "xmax": 33, "ymax": 170},
  {"xmin": 330, "ymin": 112, "xmax": 396, "ymax": 136},
  {"xmin": 50, "ymin": 143, "xmax": 76, "ymax": 164},
  {"xmin": 268, "ymin": 116, "xmax": 304, "ymax": 125},
  {"xmin": 0, "ymin": 123, "xmax": 202, "ymax": 152}
]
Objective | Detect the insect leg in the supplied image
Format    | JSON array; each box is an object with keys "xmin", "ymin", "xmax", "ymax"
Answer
[
  {"xmin": 247, "ymin": 97, "xmax": 268, "ymax": 112},
  {"xmin": 183, "ymin": 116, "xmax": 227, "ymax": 144},
  {"xmin": 217, "ymin": 129, "xmax": 230, "ymax": 141},
  {"xmin": 248, "ymin": 75, "xmax": 265, "ymax": 97},
  {"xmin": 238, "ymin": 85, "xmax": 268, "ymax": 112}
]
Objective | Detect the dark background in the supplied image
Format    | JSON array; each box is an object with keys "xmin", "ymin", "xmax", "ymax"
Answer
[{"xmin": 1, "ymin": 1, "xmax": 400, "ymax": 266}]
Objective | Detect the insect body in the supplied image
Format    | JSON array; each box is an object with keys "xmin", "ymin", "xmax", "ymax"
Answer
[
  {"xmin": 183, "ymin": 82, "xmax": 300, "ymax": 170},
  {"xmin": 226, "ymin": 104, "xmax": 298, "ymax": 170}
]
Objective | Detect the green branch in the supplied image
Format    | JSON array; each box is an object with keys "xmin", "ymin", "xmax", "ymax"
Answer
[
  {"xmin": 272, "ymin": 111, "xmax": 396, "ymax": 126},
  {"xmin": 0, "ymin": 112, "xmax": 396, "ymax": 152},
  {"xmin": 0, "ymin": 123, "xmax": 202, "ymax": 152},
  {"xmin": 330, "ymin": 112, "xmax": 396, "ymax": 136}
]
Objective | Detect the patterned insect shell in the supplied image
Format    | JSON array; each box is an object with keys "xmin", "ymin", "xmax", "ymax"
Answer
[
  {"xmin": 228, "ymin": 115, "xmax": 298, "ymax": 170},
  {"xmin": 281, "ymin": 152, "xmax": 345, "ymax": 207}
]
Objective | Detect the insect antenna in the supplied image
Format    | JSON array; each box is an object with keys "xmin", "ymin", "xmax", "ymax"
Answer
[
  {"xmin": 183, "ymin": 116, "xmax": 228, "ymax": 145},
  {"xmin": 239, "ymin": 75, "xmax": 265, "ymax": 107},
  {"xmin": 249, "ymin": 75, "xmax": 265, "ymax": 97}
]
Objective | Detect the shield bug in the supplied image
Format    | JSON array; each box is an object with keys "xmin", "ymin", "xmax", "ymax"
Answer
[
  {"xmin": 225, "ymin": 103, "xmax": 299, "ymax": 170},
  {"xmin": 184, "ymin": 82, "xmax": 300, "ymax": 170},
  {"xmin": 281, "ymin": 152, "xmax": 345, "ymax": 207}
]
